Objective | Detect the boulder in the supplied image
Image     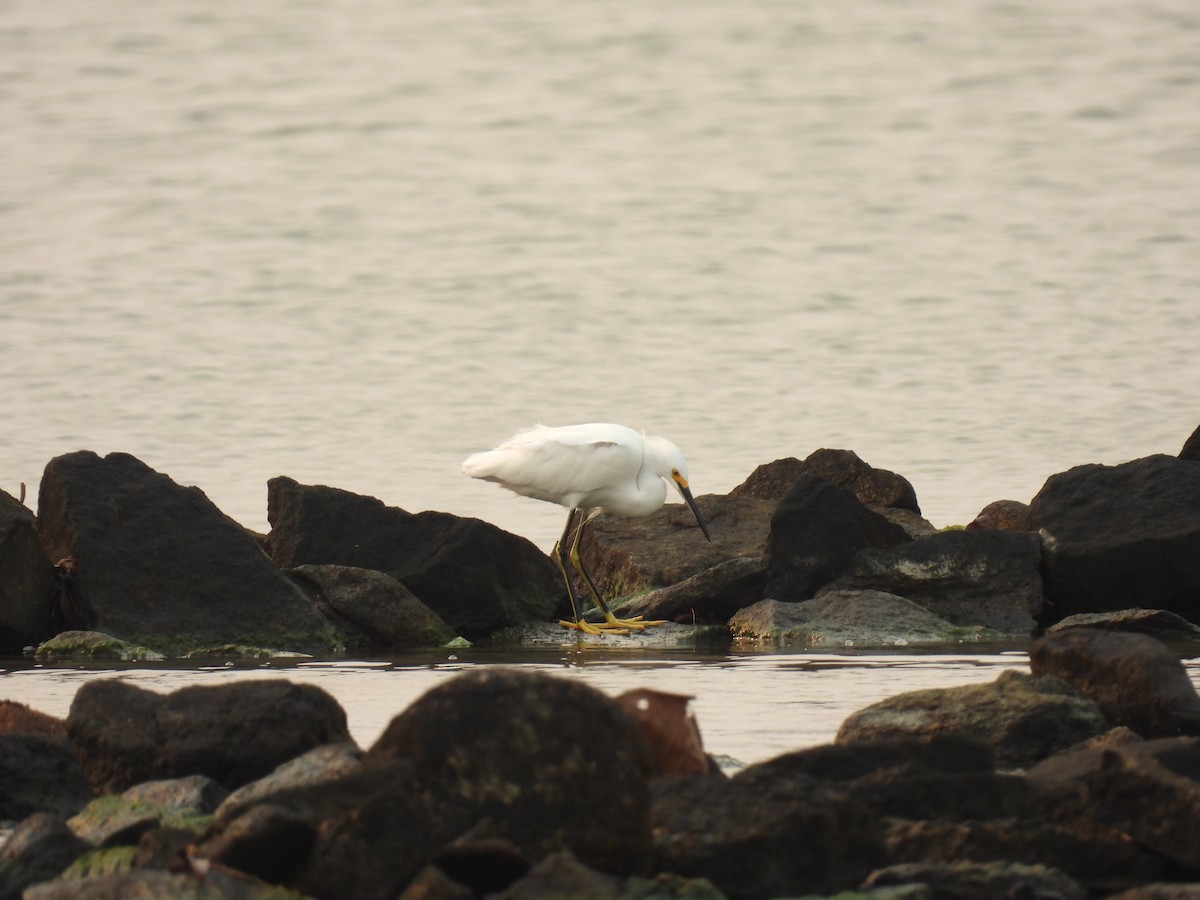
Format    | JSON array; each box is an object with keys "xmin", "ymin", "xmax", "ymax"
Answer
[
  {"xmin": 862, "ymin": 861, "xmax": 1086, "ymax": 900},
  {"xmin": 35, "ymin": 630, "xmax": 165, "ymax": 662},
  {"xmin": 1181, "ymin": 422, "xmax": 1200, "ymax": 461},
  {"xmin": 35, "ymin": 451, "xmax": 338, "ymax": 654},
  {"xmin": 0, "ymin": 488, "xmax": 56, "ymax": 651},
  {"xmin": 835, "ymin": 670, "xmax": 1110, "ymax": 769},
  {"xmin": 884, "ymin": 818, "xmax": 1168, "ymax": 897},
  {"xmin": 0, "ymin": 733, "xmax": 92, "ymax": 820},
  {"xmin": 966, "ymin": 499, "xmax": 1031, "ymax": 531},
  {"xmin": 1027, "ymin": 736, "xmax": 1200, "ymax": 871},
  {"xmin": 731, "ymin": 449, "xmax": 920, "ymax": 513},
  {"xmin": 0, "ymin": 813, "xmax": 92, "ymax": 900},
  {"xmin": 202, "ymin": 670, "xmax": 655, "ymax": 899},
  {"xmin": 1029, "ymin": 629, "xmax": 1200, "ymax": 737},
  {"xmin": 1022, "ymin": 454, "xmax": 1200, "ymax": 624},
  {"xmin": 817, "ymin": 529, "xmax": 1043, "ymax": 635},
  {"xmin": 651, "ymin": 764, "xmax": 884, "ymax": 898},
  {"xmin": 0, "ymin": 699, "xmax": 66, "ymax": 739},
  {"xmin": 611, "ymin": 556, "xmax": 765, "ymax": 625},
  {"xmin": 730, "ymin": 591, "xmax": 1002, "ymax": 647},
  {"xmin": 67, "ymin": 679, "xmax": 351, "ymax": 794},
  {"xmin": 214, "ymin": 742, "xmax": 363, "ymax": 827},
  {"xmin": 764, "ymin": 476, "xmax": 911, "ymax": 602},
  {"xmin": 266, "ymin": 477, "xmax": 559, "ymax": 640},
  {"xmin": 364, "ymin": 669, "xmax": 653, "ymax": 876},
  {"xmin": 581, "ymin": 494, "xmax": 765, "ymax": 600},
  {"xmin": 289, "ymin": 564, "xmax": 456, "ymax": 648},
  {"xmin": 68, "ymin": 775, "xmax": 227, "ymax": 847},
  {"xmin": 1046, "ymin": 608, "xmax": 1200, "ymax": 642}
]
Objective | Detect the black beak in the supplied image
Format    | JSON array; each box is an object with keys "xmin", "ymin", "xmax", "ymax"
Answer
[{"xmin": 678, "ymin": 483, "xmax": 712, "ymax": 542}]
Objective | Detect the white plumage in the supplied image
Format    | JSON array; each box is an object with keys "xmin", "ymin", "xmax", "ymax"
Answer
[{"xmin": 463, "ymin": 422, "xmax": 711, "ymax": 635}]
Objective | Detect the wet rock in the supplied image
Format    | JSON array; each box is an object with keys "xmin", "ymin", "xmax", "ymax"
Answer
[
  {"xmin": 1046, "ymin": 608, "xmax": 1200, "ymax": 642},
  {"xmin": 266, "ymin": 476, "xmax": 559, "ymax": 640},
  {"xmin": 611, "ymin": 556, "xmax": 765, "ymax": 625},
  {"xmin": 501, "ymin": 619, "xmax": 730, "ymax": 650},
  {"xmin": 1022, "ymin": 454, "xmax": 1200, "ymax": 624},
  {"xmin": 0, "ymin": 813, "xmax": 92, "ymax": 900},
  {"xmin": 651, "ymin": 763, "xmax": 884, "ymax": 898},
  {"xmin": 836, "ymin": 670, "xmax": 1109, "ymax": 769},
  {"xmin": 884, "ymin": 818, "xmax": 1168, "ymax": 896},
  {"xmin": 1029, "ymin": 629, "xmax": 1200, "ymax": 737},
  {"xmin": 817, "ymin": 529, "xmax": 1043, "ymax": 635},
  {"xmin": 365, "ymin": 668, "xmax": 653, "ymax": 877},
  {"xmin": 289, "ymin": 564, "xmax": 457, "ymax": 648},
  {"xmin": 35, "ymin": 451, "xmax": 338, "ymax": 655},
  {"xmin": 1027, "ymin": 736, "xmax": 1200, "ymax": 871},
  {"xmin": 35, "ymin": 630, "xmax": 165, "ymax": 662},
  {"xmin": 731, "ymin": 449, "xmax": 920, "ymax": 513},
  {"xmin": 0, "ymin": 699, "xmax": 66, "ymax": 739},
  {"xmin": 862, "ymin": 860, "xmax": 1087, "ymax": 900},
  {"xmin": 200, "ymin": 803, "xmax": 318, "ymax": 886},
  {"xmin": 0, "ymin": 489, "xmax": 56, "ymax": 652},
  {"xmin": 67, "ymin": 679, "xmax": 351, "ymax": 794},
  {"xmin": 214, "ymin": 742, "xmax": 363, "ymax": 827},
  {"xmin": 581, "ymin": 494, "xmax": 764, "ymax": 601},
  {"xmin": 0, "ymin": 734, "xmax": 92, "ymax": 820},
  {"xmin": 764, "ymin": 476, "xmax": 911, "ymax": 603},
  {"xmin": 729, "ymin": 591, "xmax": 1001, "ymax": 648}
]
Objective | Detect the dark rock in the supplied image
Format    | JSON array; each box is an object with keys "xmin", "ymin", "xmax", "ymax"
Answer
[
  {"xmin": 1027, "ymin": 736, "xmax": 1200, "ymax": 871},
  {"xmin": 611, "ymin": 556, "xmax": 765, "ymax": 625},
  {"xmin": 581, "ymin": 494, "xmax": 764, "ymax": 601},
  {"xmin": 1181, "ymin": 422, "xmax": 1200, "ymax": 461},
  {"xmin": 747, "ymin": 734, "xmax": 996, "ymax": 783},
  {"xmin": 818, "ymin": 529, "xmax": 1044, "ymax": 635},
  {"xmin": 884, "ymin": 818, "xmax": 1168, "ymax": 896},
  {"xmin": 0, "ymin": 488, "xmax": 56, "ymax": 651},
  {"xmin": 365, "ymin": 668, "xmax": 653, "ymax": 876},
  {"xmin": 67, "ymin": 679, "xmax": 351, "ymax": 794},
  {"xmin": 1046, "ymin": 608, "xmax": 1200, "ymax": 642},
  {"xmin": 1109, "ymin": 886, "xmax": 1200, "ymax": 900},
  {"xmin": 966, "ymin": 498, "xmax": 1031, "ymax": 531},
  {"xmin": 0, "ymin": 734, "xmax": 91, "ymax": 820},
  {"xmin": 289, "ymin": 564, "xmax": 456, "ymax": 648},
  {"xmin": 729, "ymin": 591, "xmax": 1000, "ymax": 647},
  {"xmin": 214, "ymin": 742, "xmax": 362, "ymax": 827},
  {"xmin": 431, "ymin": 837, "xmax": 531, "ymax": 897},
  {"xmin": 1029, "ymin": 629, "xmax": 1200, "ymax": 738},
  {"xmin": 23, "ymin": 866, "xmax": 295, "ymax": 899},
  {"xmin": 397, "ymin": 864, "xmax": 476, "ymax": 900},
  {"xmin": 651, "ymin": 764, "xmax": 884, "ymax": 898},
  {"xmin": 836, "ymin": 670, "xmax": 1109, "ymax": 769},
  {"xmin": 862, "ymin": 860, "xmax": 1087, "ymax": 900},
  {"xmin": 199, "ymin": 803, "xmax": 317, "ymax": 886},
  {"xmin": 35, "ymin": 451, "xmax": 338, "ymax": 654},
  {"xmin": 0, "ymin": 813, "xmax": 91, "ymax": 900},
  {"xmin": 731, "ymin": 449, "xmax": 920, "ymax": 513},
  {"xmin": 764, "ymin": 476, "xmax": 911, "ymax": 602},
  {"xmin": 1022, "ymin": 454, "xmax": 1200, "ymax": 625},
  {"xmin": 266, "ymin": 476, "xmax": 559, "ymax": 640},
  {"xmin": 491, "ymin": 850, "xmax": 619, "ymax": 899},
  {"xmin": 203, "ymin": 759, "xmax": 429, "ymax": 900},
  {"xmin": 742, "ymin": 735, "xmax": 1042, "ymax": 822},
  {"xmin": 0, "ymin": 700, "xmax": 66, "ymax": 739}
]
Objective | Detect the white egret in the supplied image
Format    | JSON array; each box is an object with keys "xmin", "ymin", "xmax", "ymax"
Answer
[{"xmin": 462, "ymin": 423, "xmax": 712, "ymax": 635}]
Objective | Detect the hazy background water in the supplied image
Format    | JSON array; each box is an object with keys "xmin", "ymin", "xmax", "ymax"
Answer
[{"xmin": 2, "ymin": 0, "xmax": 1198, "ymax": 552}]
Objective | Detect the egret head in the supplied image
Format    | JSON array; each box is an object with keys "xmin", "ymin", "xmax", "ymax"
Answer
[{"xmin": 646, "ymin": 436, "xmax": 712, "ymax": 542}]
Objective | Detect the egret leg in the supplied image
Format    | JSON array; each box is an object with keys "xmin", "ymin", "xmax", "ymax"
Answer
[
  {"xmin": 567, "ymin": 514, "xmax": 666, "ymax": 632},
  {"xmin": 553, "ymin": 509, "xmax": 620, "ymax": 635}
]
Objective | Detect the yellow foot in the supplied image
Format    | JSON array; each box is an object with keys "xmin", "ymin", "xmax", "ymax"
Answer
[
  {"xmin": 558, "ymin": 619, "xmax": 631, "ymax": 637},
  {"xmin": 557, "ymin": 616, "xmax": 667, "ymax": 636}
]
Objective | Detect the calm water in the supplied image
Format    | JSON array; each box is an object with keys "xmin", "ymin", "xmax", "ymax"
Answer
[{"xmin": 2, "ymin": 2, "xmax": 1199, "ymax": 742}]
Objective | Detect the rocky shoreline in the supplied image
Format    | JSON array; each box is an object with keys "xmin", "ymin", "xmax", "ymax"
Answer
[{"xmin": 1, "ymin": 423, "xmax": 1199, "ymax": 897}]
